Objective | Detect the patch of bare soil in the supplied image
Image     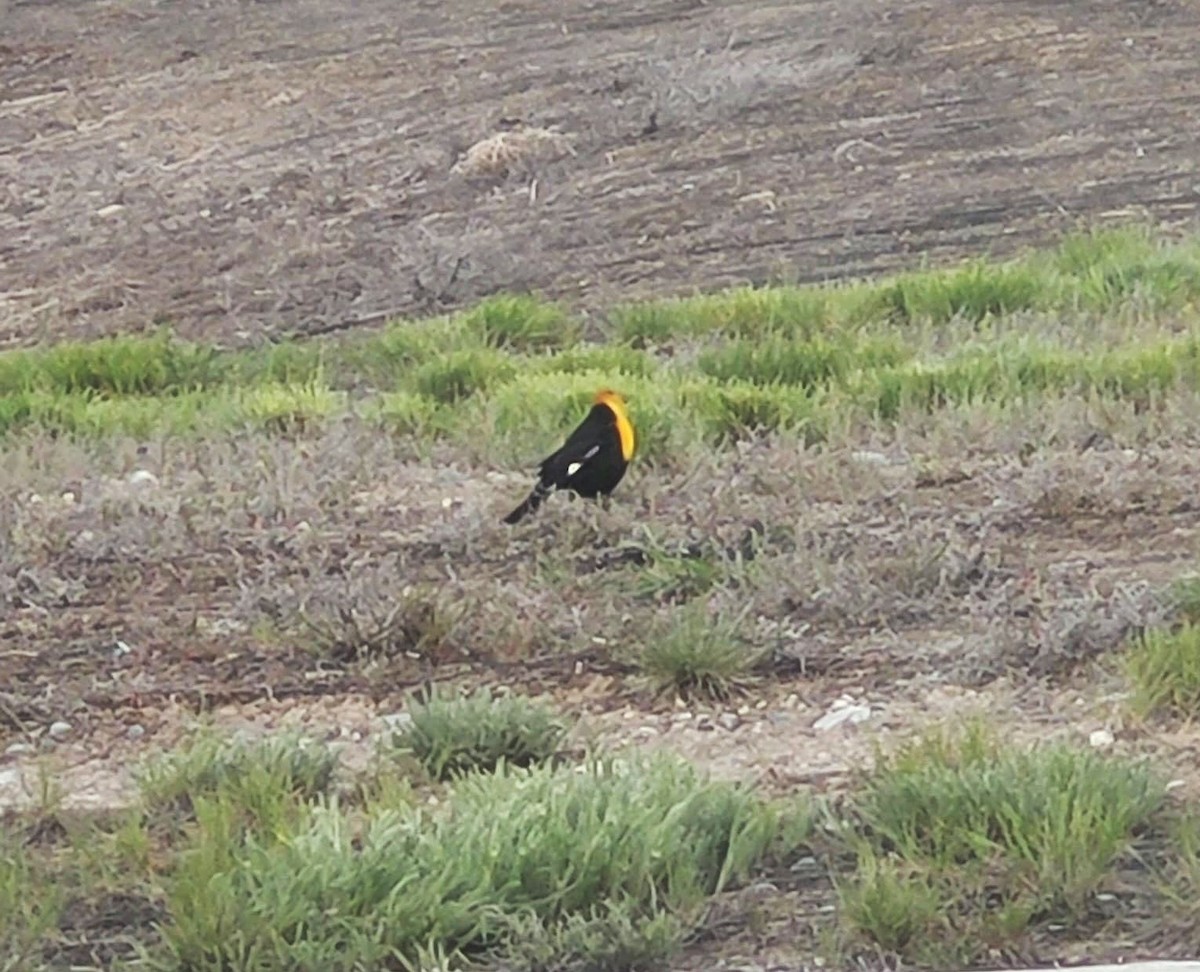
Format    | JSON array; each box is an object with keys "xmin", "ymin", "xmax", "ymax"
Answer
[
  {"xmin": 4, "ymin": 422, "xmax": 1200, "ymax": 809},
  {"xmin": 3, "ymin": 0, "xmax": 1200, "ymax": 346}
]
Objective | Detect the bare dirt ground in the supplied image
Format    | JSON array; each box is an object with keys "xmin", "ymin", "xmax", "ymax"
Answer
[
  {"xmin": 6, "ymin": 1, "xmax": 1200, "ymax": 966},
  {"xmin": 3, "ymin": 0, "xmax": 1200, "ymax": 347}
]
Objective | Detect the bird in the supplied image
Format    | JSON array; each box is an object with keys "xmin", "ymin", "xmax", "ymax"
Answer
[{"xmin": 502, "ymin": 387, "xmax": 636, "ymax": 525}]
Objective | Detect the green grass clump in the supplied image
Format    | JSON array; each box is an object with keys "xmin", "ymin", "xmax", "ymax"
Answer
[
  {"xmin": 685, "ymin": 379, "xmax": 826, "ymax": 444},
  {"xmin": 462, "ymin": 292, "xmax": 580, "ymax": 351},
  {"xmin": 409, "ymin": 347, "xmax": 517, "ymax": 404},
  {"xmin": 1054, "ymin": 227, "xmax": 1200, "ymax": 310},
  {"xmin": 137, "ymin": 730, "xmax": 339, "ymax": 819},
  {"xmin": 367, "ymin": 390, "xmax": 451, "ymax": 438},
  {"xmin": 612, "ymin": 285, "xmax": 836, "ymax": 343},
  {"xmin": 1168, "ymin": 574, "xmax": 1200, "ymax": 625},
  {"xmin": 878, "ymin": 259, "xmax": 1048, "ymax": 325},
  {"xmin": 1125, "ymin": 623, "xmax": 1200, "ymax": 720},
  {"xmin": 234, "ymin": 378, "xmax": 344, "ymax": 432},
  {"xmin": 838, "ymin": 722, "xmax": 1165, "ymax": 965},
  {"xmin": 697, "ymin": 333, "xmax": 910, "ymax": 389},
  {"xmin": 160, "ymin": 751, "xmax": 800, "ymax": 972},
  {"xmin": 0, "ymin": 829, "xmax": 65, "ymax": 969},
  {"xmin": 637, "ymin": 603, "xmax": 764, "ymax": 700},
  {"xmin": 0, "ymin": 330, "xmax": 226, "ymax": 397},
  {"xmin": 536, "ymin": 342, "xmax": 655, "ymax": 377},
  {"xmin": 390, "ymin": 686, "xmax": 571, "ymax": 780}
]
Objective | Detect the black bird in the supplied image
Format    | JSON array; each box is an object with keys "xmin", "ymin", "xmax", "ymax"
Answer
[{"xmin": 502, "ymin": 388, "xmax": 637, "ymax": 525}]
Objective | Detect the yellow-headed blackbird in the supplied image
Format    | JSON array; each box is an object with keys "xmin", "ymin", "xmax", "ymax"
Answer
[{"xmin": 502, "ymin": 388, "xmax": 636, "ymax": 525}]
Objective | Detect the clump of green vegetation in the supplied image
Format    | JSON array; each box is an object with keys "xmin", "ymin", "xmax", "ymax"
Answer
[
  {"xmin": 367, "ymin": 389, "xmax": 450, "ymax": 438},
  {"xmin": 159, "ymin": 751, "xmax": 801, "ymax": 971},
  {"xmin": 137, "ymin": 729, "xmax": 339, "ymax": 818},
  {"xmin": 1167, "ymin": 574, "xmax": 1200, "ymax": 625},
  {"xmin": 4, "ymin": 227, "xmax": 1200, "ymax": 444},
  {"xmin": 611, "ymin": 284, "xmax": 836, "ymax": 343},
  {"xmin": 409, "ymin": 347, "xmax": 517, "ymax": 403},
  {"xmin": 637, "ymin": 603, "xmax": 764, "ymax": 701},
  {"xmin": 462, "ymin": 292, "xmax": 580, "ymax": 351},
  {"xmin": 837, "ymin": 721, "xmax": 1165, "ymax": 966},
  {"xmin": 0, "ymin": 330, "xmax": 226, "ymax": 397},
  {"xmin": 697, "ymin": 332, "xmax": 910, "ymax": 388},
  {"xmin": 1125, "ymin": 622, "xmax": 1200, "ymax": 719},
  {"xmin": 877, "ymin": 259, "xmax": 1048, "ymax": 325},
  {"xmin": 686, "ymin": 379, "xmax": 826, "ymax": 443},
  {"xmin": 234, "ymin": 378, "xmax": 344, "ymax": 432},
  {"xmin": 390, "ymin": 685, "xmax": 571, "ymax": 780},
  {"xmin": 1054, "ymin": 226, "xmax": 1200, "ymax": 310}
]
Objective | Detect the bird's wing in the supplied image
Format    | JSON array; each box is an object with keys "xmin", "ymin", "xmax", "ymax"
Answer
[{"xmin": 564, "ymin": 443, "xmax": 601, "ymax": 480}]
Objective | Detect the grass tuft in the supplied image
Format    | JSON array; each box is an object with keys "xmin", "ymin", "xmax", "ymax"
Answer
[
  {"xmin": 878, "ymin": 260, "xmax": 1047, "ymax": 325},
  {"xmin": 409, "ymin": 347, "xmax": 517, "ymax": 404},
  {"xmin": 390, "ymin": 685, "xmax": 571, "ymax": 780},
  {"xmin": 838, "ymin": 721, "xmax": 1165, "ymax": 964},
  {"xmin": 1124, "ymin": 622, "xmax": 1200, "ymax": 720},
  {"xmin": 462, "ymin": 292, "xmax": 580, "ymax": 351},
  {"xmin": 637, "ymin": 603, "xmax": 764, "ymax": 701},
  {"xmin": 137, "ymin": 730, "xmax": 338, "ymax": 819},
  {"xmin": 159, "ymin": 751, "xmax": 799, "ymax": 971}
]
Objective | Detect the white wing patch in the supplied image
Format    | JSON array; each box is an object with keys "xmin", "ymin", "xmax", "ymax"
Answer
[{"xmin": 566, "ymin": 445, "xmax": 601, "ymax": 479}]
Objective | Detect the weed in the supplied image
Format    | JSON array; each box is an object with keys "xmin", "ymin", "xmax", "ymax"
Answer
[
  {"xmin": 838, "ymin": 721, "xmax": 1165, "ymax": 963},
  {"xmin": 158, "ymin": 751, "xmax": 798, "ymax": 971},
  {"xmin": 612, "ymin": 285, "xmax": 836, "ymax": 343},
  {"xmin": 1167, "ymin": 574, "xmax": 1200, "ymax": 625},
  {"xmin": 462, "ymin": 292, "xmax": 580, "ymax": 351},
  {"xmin": 234, "ymin": 378, "xmax": 343, "ymax": 433},
  {"xmin": 409, "ymin": 347, "xmax": 517, "ymax": 404},
  {"xmin": 296, "ymin": 580, "xmax": 462, "ymax": 665},
  {"xmin": 0, "ymin": 330, "xmax": 225, "ymax": 397},
  {"xmin": 367, "ymin": 390, "xmax": 449, "ymax": 438},
  {"xmin": 1125, "ymin": 622, "xmax": 1200, "ymax": 719},
  {"xmin": 137, "ymin": 730, "xmax": 338, "ymax": 820},
  {"xmin": 697, "ymin": 333, "xmax": 909, "ymax": 388},
  {"xmin": 637, "ymin": 602, "xmax": 764, "ymax": 701},
  {"xmin": 0, "ymin": 825, "xmax": 64, "ymax": 970},
  {"xmin": 879, "ymin": 260, "xmax": 1047, "ymax": 325},
  {"xmin": 390, "ymin": 685, "xmax": 571, "ymax": 780}
]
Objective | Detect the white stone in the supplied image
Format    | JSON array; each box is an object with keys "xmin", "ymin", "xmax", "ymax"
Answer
[
  {"xmin": 128, "ymin": 469, "xmax": 159, "ymax": 489},
  {"xmin": 1088, "ymin": 728, "xmax": 1115, "ymax": 749},
  {"xmin": 813, "ymin": 700, "xmax": 871, "ymax": 732}
]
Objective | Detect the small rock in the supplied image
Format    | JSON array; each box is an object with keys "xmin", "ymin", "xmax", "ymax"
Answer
[
  {"xmin": 717, "ymin": 712, "xmax": 741, "ymax": 731},
  {"xmin": 380, "ymin": 712, "xmax": 413, "ymax": 731},
  {"xmin": 5, "ymin": 742, "xmax": 34, "ymax": 756},
  {"xmin": 633, "ymin": 725, "xmax": 658, "ymax": 739},
  {"xmin": 671, "ymin": 711, "xmax": 693, "ymax": 723},
  {"xmin": 813, "ymin": 699, "xmax": 871, "ymax": 732},
  {"xmin": 128, "ymin": 469, "xmax": 159, "ymax": 489},
  {"xmin": 48, "ymin": 721, "xmax": 72, "ymax": 739},
  {"xmin": 126, "ymin": 724, "xmax": 146, "ymax": 741},
  {"xmin": 0, "ymin": 767, "xmax": 21, "ymax": 788},
  {"xmin": 695, "ymin": 715, "xmax": 714, "ymax": 732},
  {"xmin": 1088, "ymin": 728, "xmax": 1114, "ymax": 749},
  {"xmin": 61, "ymin": 490, "xmax": 77, "ymax": 504}
]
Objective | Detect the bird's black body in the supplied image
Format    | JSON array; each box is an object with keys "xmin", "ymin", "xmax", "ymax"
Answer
[{"xmin": 503, "ymin": 393, "xmax": 634, "ymax": 525}]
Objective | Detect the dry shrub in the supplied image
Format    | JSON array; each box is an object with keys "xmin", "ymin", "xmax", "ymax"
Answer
[{"xmin": 450, "ymin": 126, "xmax": 575, "ymax": 178}]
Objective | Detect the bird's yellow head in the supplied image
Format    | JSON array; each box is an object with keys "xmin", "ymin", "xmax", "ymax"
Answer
[{"xmin": 593, "ymin": 388, "xmax": 636, "ymax": 462}]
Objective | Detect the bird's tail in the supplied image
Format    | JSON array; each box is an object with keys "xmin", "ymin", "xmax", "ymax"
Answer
[{"xmin": 502, "ymin": 481, "xmax": 550, "ymax": 525}]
